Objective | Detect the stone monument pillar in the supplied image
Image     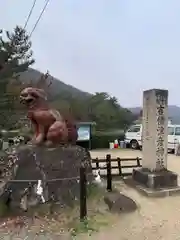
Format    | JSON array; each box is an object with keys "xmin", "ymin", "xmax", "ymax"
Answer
[
  {"xmin": 142, "ymin": 89, "xmax": 168, "ymax": 171},
  {"xmin": 132, "ymin": 89, "xmax": 178, "ymax": 192}
]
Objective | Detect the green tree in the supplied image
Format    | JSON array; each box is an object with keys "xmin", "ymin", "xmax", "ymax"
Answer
[
  {"xmin": 0, "ymin": 26, "xmax": 34, "ymax": 80},
  {"xmin": 85, "ymin": 92, "xmax": 134, "ymax": 130},
  {"xmin": 0, "ymin": 26, "xmax": 34, "ymax": 128},
  {"xmin": 52, "ymin": 90, "xmax": 135, "ymax": 131}
]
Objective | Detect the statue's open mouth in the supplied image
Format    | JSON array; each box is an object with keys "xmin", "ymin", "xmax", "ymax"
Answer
[
  {"xmin": 20, "ymin": 97, "xmax": 34, "ymax": 105},
  {"xmin": 26, "ymin": 98, "xmax": 34, "ymax": 103}
]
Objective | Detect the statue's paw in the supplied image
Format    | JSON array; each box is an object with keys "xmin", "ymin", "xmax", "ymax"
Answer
[
  {"xmin": 27, "ymin": 140, "xmax": 34, "ymax": 145},
  {"xmin": 44, "ymin": 140, "xmax": 54, "ymax": 147},
  {"xmin": 28, "ymin": 139, "xmax": 42, "ymax": 146}
]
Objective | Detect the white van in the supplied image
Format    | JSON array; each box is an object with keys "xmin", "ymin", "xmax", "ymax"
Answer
[{"xmin": 125, "ymin": 124, "xmax": 180, "ymax": 152}]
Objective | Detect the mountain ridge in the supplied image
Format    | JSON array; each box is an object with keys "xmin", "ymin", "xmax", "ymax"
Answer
[
  {"xmin": 20, "ymin": 68, "xmax": 180, "ymax": 123},
  {"xmin": 19, "ymin": 68, "xmax": 91, "ymax": 99},
  {"xmin": 129, "ymin": 105, "xmax": 180, "ymax": 124}
]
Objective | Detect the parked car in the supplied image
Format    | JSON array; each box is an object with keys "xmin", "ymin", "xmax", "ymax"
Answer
[{"xmin": 124, "ymin": 123, "xmax": 180, "ymax": 153}]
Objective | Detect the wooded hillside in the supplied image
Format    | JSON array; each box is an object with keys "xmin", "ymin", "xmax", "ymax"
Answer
[{"xmin": 0, "ymin": 25, "xmax": 136, "ymax": 130}]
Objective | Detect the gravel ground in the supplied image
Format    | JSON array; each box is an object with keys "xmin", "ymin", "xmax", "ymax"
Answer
[
  {"xmin": 79, "ymin": 182, "xmax": 180, "ymax": 240},
  {"xmin": 79, "ymin": 149, "xmax": 180, "ymax": 240},
  {"xmin": 0, "ymin": 216, "xmax": 71, "ymax": 240}
]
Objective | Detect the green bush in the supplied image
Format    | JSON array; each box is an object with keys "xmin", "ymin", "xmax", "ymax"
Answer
[{"xmin": 91, "ymin": 133, "xmax": 125, "ymax": 149}]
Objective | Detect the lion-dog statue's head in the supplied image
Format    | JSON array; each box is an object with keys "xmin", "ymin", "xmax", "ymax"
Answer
[{"xmin": 20, "ymin": 87, "xmax": 47, "ymax": 108}]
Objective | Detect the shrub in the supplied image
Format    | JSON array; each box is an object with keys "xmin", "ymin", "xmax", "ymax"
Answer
[{"xmin": 91, "ymin": 132, "xmax": 125, "ymax": 149}]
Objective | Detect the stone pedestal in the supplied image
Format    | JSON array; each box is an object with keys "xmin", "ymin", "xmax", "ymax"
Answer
[
  {"xmin": 132, "ymin": 89, "xmax": 179, "ymax": 196},
  {"xmin": 133, "ymin": 169, "xmax": 177, "ymax": 189},
  {"xmin": 0, "ymin": 144, "xmax": 94, "ymax": 212}
]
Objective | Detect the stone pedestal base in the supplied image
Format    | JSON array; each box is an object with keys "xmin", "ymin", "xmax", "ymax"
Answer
[
  {"xmin": 133, "ymin": 168, "xmax": 178, "ymax": 188},
  {"xmin": 129, "ymin": 168, "xmax": 180, "ymax": 197},
  {"xmin": 0, "ymin": 145, "xmax": 94, "ymax": 212}
]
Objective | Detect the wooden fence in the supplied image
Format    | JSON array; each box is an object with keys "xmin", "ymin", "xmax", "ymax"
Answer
[
  {"xmin": 80, "ymin": 155, "xmax": 142, "ymax": 220},
  {"xmin": 92, "ymin": 154, "xmax": 142, "ymax": 177}
]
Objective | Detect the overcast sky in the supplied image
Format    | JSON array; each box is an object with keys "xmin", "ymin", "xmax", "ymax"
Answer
[{"xmin": 1, "ymin": 0, "xmax": 180, "ymax": 107}]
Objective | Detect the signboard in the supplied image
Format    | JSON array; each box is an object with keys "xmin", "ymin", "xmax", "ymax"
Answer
[{"xmin": 77, "ymin": 125, "xmax": 90, "ymax": 141}]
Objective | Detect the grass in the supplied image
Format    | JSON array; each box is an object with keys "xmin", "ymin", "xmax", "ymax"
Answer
[
  {"xmin": 26, "ymin": 183, "xmax": 118, "ymax": 238},
  {"xmin": 67, "ymin": 183, "xmax": 117, "ymax": 239},
  {"xmin": 69, "ymin": 215, "xmax": 108, "ymax": 239}
]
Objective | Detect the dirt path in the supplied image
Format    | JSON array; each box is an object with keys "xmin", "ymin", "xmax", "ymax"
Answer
[
  {"xmin": 90, "ymin": 149, "xmax": 180, "ymax": 182},
  {"xmin": 79, "ymin": 150, "xmax": 180, "ymax": 240},
  {"xmin": 79, "ymin": 184, "xmax": 180, "ymax": 240}
]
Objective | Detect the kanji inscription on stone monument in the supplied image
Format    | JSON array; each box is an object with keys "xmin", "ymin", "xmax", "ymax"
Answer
[{"xmin": 142, "ymin": 89, "xmax": 168, "ymax": 171}]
